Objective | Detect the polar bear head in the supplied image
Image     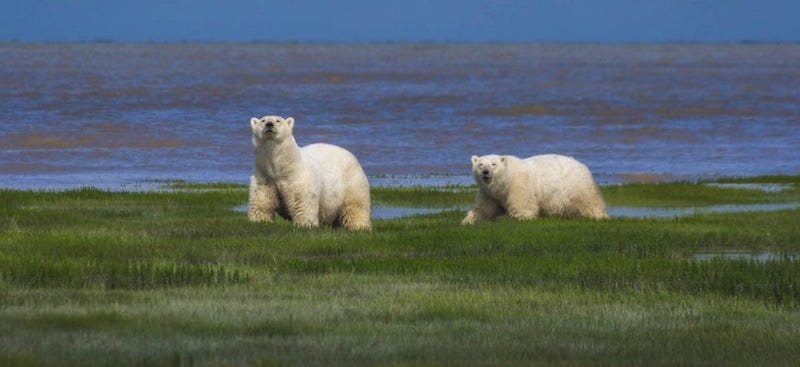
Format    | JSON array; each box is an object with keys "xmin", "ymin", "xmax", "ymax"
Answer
[
  {"xmin": 471, "ymin": 154, "xmax": 507, "ymax": 185},
  {"xmin": 250, "ymin": 115, "xmax": 295, "ymax": 145}
]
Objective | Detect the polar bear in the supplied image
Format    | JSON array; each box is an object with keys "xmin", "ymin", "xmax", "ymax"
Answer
[
  {"xmin": 462, "ymin": 154, "xmax": 607, "ymax": 224},
  {"xmin": 248, "ymin": 115, "xmax": 371, "ymax": 230}
]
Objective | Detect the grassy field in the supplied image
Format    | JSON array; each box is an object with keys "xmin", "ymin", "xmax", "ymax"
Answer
[{"xmin": 1, "ymin": 176, "xmax": 800, "ymax": 366}]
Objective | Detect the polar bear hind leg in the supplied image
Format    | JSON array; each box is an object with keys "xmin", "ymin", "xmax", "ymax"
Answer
[
  {"xmin": 339, "ymin": 179, "xmax": 371, "ymax": 230},
  {"xmin": 580, "ymin": 198, "xmax": 609, "ymax": 219},
  {"xmin": 569, "ymin": 188, "xmax": 609, "ymax": 219},
  {"xmin": 339, "ymin": 198, "xmax": 371, "ymax": 230}
]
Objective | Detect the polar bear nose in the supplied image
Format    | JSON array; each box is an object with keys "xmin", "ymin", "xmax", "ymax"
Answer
[
  {"xmin": 482, "ymin": 169, "xmax": 489, "ymax": 175},
  {"xmin": 266, "ymin": 122, "xmax": 274, "ymax": 128}
]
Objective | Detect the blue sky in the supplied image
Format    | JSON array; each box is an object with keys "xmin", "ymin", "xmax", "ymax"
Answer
[{"xmin": 2, "ymin": 0, "xmax": 799, "ymax": 43}]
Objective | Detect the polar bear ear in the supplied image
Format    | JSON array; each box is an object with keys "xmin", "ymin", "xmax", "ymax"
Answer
[
  {"xmin": 471, "ymin": 155, "xmax": 479, "ymax": 165},
  {"xmin": 285, "ymin": 117, "xmax": 295, "ymax": 129},
  {"xmin": 500, "ymin": 156, "xmax": 507, "ymax": 164},
  {"xmin": 250, "ymin": 117, "xmax": 259, "ymax": 128}
]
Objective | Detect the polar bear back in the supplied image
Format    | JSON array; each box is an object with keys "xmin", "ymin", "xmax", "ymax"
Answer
[
  {"xmin": 522, "ymin": 154, "xmax": 605, "ymax": 217},
  {"xmin": 301, "ymin": 143, "xmax": 370, "ymax": 223},
  {"xmin": 523, "ymin": 154, "xmax": 593, "ymax": 186}
]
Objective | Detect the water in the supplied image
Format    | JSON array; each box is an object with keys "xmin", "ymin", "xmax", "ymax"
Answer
[
  {"xmin": 2, "ymin": 43, "xmax": 799, "ymax": 190},
  {"xmin": 609, "ymin": 202, "xmax": 800, "ymax": 218},
  {"xmin": 232, "ymin": 202, "xmax": 797, "ymax": 220},
  {"xmin": 231, "ymin": 203, "xmax": 462, "ymax": 220}
]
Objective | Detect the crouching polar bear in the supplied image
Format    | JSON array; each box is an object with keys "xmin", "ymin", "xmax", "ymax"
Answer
[
  {"xmin": 248, "ymin": 115, "xmax": 371, "ymax": 230},
  {"xmin": 462, "ymin": 154, "xmax": 607, "ymax": 224}
]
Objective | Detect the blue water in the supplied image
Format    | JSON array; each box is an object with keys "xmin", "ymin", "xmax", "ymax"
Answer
[{"xmin": 1, "ymin": 43, "xmax": 799, "ymax": 190}]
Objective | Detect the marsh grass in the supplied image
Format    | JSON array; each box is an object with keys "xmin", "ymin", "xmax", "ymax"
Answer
[
  {"xmin": 1, "ymin": 177, "xmax": 799, "ymax": 365},
  {"xmin": 601, "ymin": 175, "xmax": 799, "ymax": 207},
  {"xmin": 371, "ymin": 185, "xmax": 474, "ymax": 207}
]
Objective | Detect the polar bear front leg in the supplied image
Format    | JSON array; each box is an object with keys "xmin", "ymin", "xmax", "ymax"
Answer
[
  {"xmin": 248, "ymin": 175, "xmax": 279, "ymax": 223},
  {"xmin": 283, "ymin": 188, "xmax": 320, "ymax": 228},
  {"xmin": 461, "ymin": 191, "xmax": 502, "ymax": 225},
  {"xmin": 504, "ymin": 189, "xmax": 540, "ymax": 220}
]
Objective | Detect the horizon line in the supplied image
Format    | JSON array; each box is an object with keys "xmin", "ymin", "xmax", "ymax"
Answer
[{"xmin": 2, "ymin": 39, "xmax": 799, "ymax": 46}]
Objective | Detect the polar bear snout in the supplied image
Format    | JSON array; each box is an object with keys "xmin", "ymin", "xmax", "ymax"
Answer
[{"xmin": 481, "ymin": 169, "xmax": 492, "ymax": 182}]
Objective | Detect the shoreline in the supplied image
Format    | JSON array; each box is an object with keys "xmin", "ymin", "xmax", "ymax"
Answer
[{"xmin": 1, "ymin": 172, "xmax": 797, "ymax": 192}]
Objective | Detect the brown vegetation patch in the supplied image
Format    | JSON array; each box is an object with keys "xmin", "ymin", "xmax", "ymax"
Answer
[
  {"xmin": 1, "ymin": 130, "xmax": 188, "ymax": 150},
  {"xmin": 378, "ymin": 94, "xmax": 463, "ymax": 105},
  {"xmin": 614, "ymin": 173, "xmax": 680, "ymax": 183},
  {"xmin": 0, "ymin": 162, "xmax": 71, "ymax": 173},
  {"xmin": 1, "ymin": 133, "xmax": 92, "ymax": 149},
  {"xmin": 482, "ymin": 104, "xmax": 554, "ymax": 116},
  {"xmin": 616, "ymin": 125, "xmax": 703, "ymax": 144},
  {"xmin": 653, "ymin": 106, "xmax": 755, "ymax": 118}
]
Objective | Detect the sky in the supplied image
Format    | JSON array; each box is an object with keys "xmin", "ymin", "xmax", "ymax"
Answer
[{"xmin": 1, "ymin": 0, "xmax": 799, "ymax": 43}]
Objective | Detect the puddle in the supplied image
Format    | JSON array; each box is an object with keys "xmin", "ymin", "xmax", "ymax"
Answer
[
  {"xmin": 231, "ymin": 204, "xmax": 456, "ymax": 220},
  {"xmin": 372, "ymin": 206, "xmax": 454, "ymax": 219},
  {"xmin": 693, "ymin": 250, "xmax": 800, "ymax": 263},
  {"xmin": 609, "ymin": 202, "xmax": 800, "ymax": 218}
]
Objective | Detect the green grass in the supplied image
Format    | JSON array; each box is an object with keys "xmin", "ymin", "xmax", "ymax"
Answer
[
  {"xmin": 601, "ymin": 177, "xmax": 800, "ymax": 207},
  {"xmin": 1, "ymin": 176, "xmax": 800, "ymax": 366},
  {"xmin": 371, "ymin": 185, "xmax": 474, "ymax": 207}
]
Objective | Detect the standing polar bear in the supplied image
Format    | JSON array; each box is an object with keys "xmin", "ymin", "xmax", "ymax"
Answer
[
  {"xmin": 462, "ymin": 154, "xmax": 607, "ymax": 224},
  {"xmin": 248, "ymin": 115, "xmax": 371, "ymax": 230}
]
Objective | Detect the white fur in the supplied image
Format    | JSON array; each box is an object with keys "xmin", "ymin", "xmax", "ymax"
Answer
[
  {"xmin": 462, "ymin": 154, "xmax": 607, "ymax": 224},
  {"xmin": 248, "ymin": 115, "xmax": 371, "ymax": 230}
]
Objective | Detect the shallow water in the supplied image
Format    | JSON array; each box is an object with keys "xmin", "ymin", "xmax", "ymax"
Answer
[
  {"xmin": 232, "ymin": 202, "xmax": 799, "ymax": 220},
  {"xmin": 371, "ymin": 206, "xmax": 461, "ymax": 219},
  {"xmin": 2, "ymin": 43, "xmax": 799, "ymax": 190},
  {"xmin": 609, "ymin": 202, "xmax": 800, "ymax": 218},
  {"xmin": 231, "ymin": 203, "xmax": 461, "ymax": 220}
]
